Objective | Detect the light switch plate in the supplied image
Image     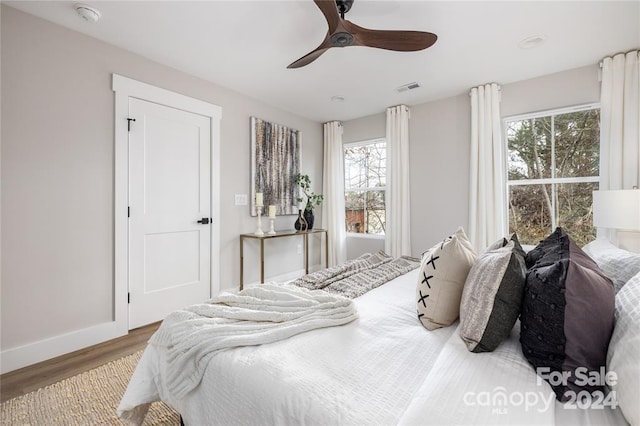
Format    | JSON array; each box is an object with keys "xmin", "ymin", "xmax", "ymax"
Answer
[{"xmin": 235, "ymin": 194, "xmax": 248, "ymax": 206}]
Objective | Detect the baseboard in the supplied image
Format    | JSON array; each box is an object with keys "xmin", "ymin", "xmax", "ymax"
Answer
[{"xmin": 0, "ymin": 320, "xmax": 127, "ymax": 374}]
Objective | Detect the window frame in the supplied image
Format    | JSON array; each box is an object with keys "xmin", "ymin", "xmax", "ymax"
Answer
[
  {"xmin": 343, "ymin": 138, "xmax": 387, "ymax": 238},
  {"xmin": 503, "ymin": 102, "xmax": 600, "ymax": 244}
]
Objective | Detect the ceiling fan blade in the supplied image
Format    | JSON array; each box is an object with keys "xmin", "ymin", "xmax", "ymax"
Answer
[
  {"xmin": 287, "ymin": 37, "xmax": 333, "ymax": 69},
  {"xmin": 346, "ymin": 20, "xmax": 437, "ymax": 52},
  {"xmin": 313, "ymin": 0, "xmax": 342, "ymax": 33}
]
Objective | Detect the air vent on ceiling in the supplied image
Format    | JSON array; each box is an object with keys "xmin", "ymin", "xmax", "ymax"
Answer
[{"xmin": 396, "ymin": 82, "xmax": 421, "ymax": 93}]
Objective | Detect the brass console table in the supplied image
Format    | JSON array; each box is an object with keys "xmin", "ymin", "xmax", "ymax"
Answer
[{"xmin": 239, "ymin": 229, "xmax": 328, "ymax": 290}]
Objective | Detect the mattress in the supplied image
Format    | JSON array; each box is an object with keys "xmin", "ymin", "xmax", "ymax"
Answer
[{"xmin": 118, "ymin": 268, "xmax": 628, "ymax": 425}]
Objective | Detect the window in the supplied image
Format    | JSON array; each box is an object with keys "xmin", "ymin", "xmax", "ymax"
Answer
[
  {"xmin": 505, "ymin": 105, "xmax": 600, "ymax": 247},
  {"xmin": 344, "ymin": 139, "xmax": 386, "ymax": 235}
]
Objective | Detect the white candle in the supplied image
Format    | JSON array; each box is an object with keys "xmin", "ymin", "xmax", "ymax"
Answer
[
  {"xmin": 268, "ymin": 205, "xmax": 276, "ymax": 218},
  {"xmin": 255, "ymin": 192, "xmax": 263, "ymax": 206}
]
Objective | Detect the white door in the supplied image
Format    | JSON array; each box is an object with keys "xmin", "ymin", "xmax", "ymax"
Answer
[{"xmin": 128, "ymin": 97, "xmax": 212, "ymax": 329}]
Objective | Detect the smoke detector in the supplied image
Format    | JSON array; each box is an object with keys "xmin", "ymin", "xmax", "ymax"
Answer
[{"xmin": 75, "ymin": 3, "xmax": 101, "ymax": 22}]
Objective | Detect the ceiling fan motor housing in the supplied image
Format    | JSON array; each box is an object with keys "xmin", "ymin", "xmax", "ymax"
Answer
[{"xmin": 331, "ymin": 32, "xmax": 354, "ymax": 47}]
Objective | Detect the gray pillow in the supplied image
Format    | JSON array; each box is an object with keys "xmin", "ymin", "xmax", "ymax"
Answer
[{"xmin": 459, "ymin": 233, "xmax": 526, "ymax": 352}]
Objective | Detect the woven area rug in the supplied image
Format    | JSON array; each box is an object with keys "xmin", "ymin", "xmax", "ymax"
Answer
[{"xmin": 1, "ymin": 350, "xmax": 179, "ymax": 425}]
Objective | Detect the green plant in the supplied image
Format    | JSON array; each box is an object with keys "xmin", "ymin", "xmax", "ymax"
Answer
[{"xmin": 295, "ymin": 173, "xmax": 324, "ymax": 211}]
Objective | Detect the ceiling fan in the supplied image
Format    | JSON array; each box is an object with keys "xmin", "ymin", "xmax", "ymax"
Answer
[{"xmin": 287, "ymin": 0, "xmax": 438, "ymax": 69}]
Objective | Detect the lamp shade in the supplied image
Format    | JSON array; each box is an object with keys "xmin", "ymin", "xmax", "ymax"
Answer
[{"xmin": 592, "ymin": 189, "xmax": 640, "ymax": 230}]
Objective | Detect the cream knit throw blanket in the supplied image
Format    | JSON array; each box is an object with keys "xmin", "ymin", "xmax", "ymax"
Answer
[{"xmin": 148, "ymin": 283, "xmax": 358, "ymax": 399}]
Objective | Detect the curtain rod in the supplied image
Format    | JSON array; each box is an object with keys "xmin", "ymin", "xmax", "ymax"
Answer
[
  {"xmin": 468, "ymin": 83, "xmax": 501, "ymax": 97},
  {"xmin": 599, "ymin": 49, "xmax": 639, "ymax": 67}
]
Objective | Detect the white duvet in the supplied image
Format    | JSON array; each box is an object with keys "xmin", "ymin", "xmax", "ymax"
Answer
[
  {"xmin": 145, "ymin": 284, "xmax": 358, "ymax": 400},
  {"xmin": 118, "ymin": 269, "xmax": 628, "ymax": 425}
]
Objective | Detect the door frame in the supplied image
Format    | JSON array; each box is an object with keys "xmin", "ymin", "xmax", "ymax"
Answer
[{"xmin": 113, "ymin": 74, "xmax": 222, "ymax": 331}]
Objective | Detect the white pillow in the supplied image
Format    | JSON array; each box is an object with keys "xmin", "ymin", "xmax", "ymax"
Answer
[
  {"xmin": 607, "ymin": 271, "xmax": 640, "ymax": 426},
  {"xmin": 583, "ymin": 239, "xmax": 640, "ymax": 293},
  {"xmin": 416, "ymin": 227, "xmax": 477, "ymax": 330}
]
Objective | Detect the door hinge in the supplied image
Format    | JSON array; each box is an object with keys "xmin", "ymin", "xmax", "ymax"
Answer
[
  {"xmin": 128, "ymin": 206, "xmax": 130, "ymax": 217},
  {"xmin": 127, "ymin": 117, "xmax": 136, "ymax": 132},
  {"xmin": 128, "ymin": 292, "xmax": 130, "ymax": 304}
]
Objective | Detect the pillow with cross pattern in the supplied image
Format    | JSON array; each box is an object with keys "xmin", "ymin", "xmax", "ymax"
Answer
[{"xmin": 416, "ymin": 227, "xmax": 477, "ymax": 330}]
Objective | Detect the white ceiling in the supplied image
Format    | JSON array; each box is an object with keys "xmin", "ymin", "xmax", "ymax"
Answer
[{"xmin": 6, "ymin": 1, "xmax": 640, "ymax": 122}]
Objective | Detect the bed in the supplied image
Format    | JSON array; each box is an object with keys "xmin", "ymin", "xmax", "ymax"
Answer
[{"xmin": 118, "ymin": 233, "xmax": 639, "ymax": 426}]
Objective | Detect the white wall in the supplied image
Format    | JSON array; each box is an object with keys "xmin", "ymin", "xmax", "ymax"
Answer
[
  {"xmin": 342, "ymin": 64, "xmax": 601, "ymax": 258},
  {"xmin": 0, "ymin": 5, "xmax": 322, "ymax": 371}
]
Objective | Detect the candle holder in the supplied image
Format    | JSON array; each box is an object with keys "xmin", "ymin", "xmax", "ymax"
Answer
[
  {"xmin": 254, "ymin": 206, "xmax": 264, "ymax": 236},
  {"xmin": 267, "ymin": 218, "xmax": 276, "ymax": 235}
]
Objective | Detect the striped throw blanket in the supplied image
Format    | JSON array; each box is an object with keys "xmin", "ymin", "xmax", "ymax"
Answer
[{"xmin": 291, "ymin": 251, "xmax": 419, "ymax": 299}]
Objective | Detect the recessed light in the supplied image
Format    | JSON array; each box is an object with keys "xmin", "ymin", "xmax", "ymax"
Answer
[
  {"xmin": 75, "ymin": 3, "xmax": 101, "ymax": 22},
  {"xmin": 331, "ymin": 96, "xmax": 345, "ymax": 103},
  {"xmin": 518, "ymin": 35, "xmax": 547, "ymax": 50}
]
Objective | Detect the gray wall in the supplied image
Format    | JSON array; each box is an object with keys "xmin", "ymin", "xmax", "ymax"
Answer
[
  {"xmin": 501, "ymin": 64, "xmax": 600, "ymax": 117},
  {"xmin": 342, "ymin": 64, "xmax": 601, "ymax": 258},
  {"xmin": 408, "ymin": 94, "xmax": 471, "ymax": 255},
  {"xmin": 1, "ymin": 6, "xmax": 322, "ymax": 352}
]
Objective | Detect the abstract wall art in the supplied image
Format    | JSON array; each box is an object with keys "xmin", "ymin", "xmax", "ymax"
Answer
[{"xmin": 250, "ymin": 117, "xmax": 301, "ymax": 216}]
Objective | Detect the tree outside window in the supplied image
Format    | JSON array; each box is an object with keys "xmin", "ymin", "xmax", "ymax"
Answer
[
  {"xmin": 344, "ymin": 139, "xmax": 386, "ymax": 235},
  {"xmin": 506, "ymin": 105, "xmax": 600, "ymax": 246}
]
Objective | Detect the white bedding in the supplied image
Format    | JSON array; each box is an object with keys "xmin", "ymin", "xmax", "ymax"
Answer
[
  {"xmin": 146, "ymin": 284, "xmax": 358, "ymax": 400},
  {"xmin": 118, "ymin": 269, "xmax": 628, "ymax": 425}
]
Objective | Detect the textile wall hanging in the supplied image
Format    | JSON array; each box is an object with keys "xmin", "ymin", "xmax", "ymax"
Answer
[{"xmin": 250, "ymin": 117, "xmax": 301, "ymax": 216}]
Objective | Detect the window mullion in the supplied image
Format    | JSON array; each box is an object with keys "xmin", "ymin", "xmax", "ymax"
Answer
[{"xmin": 550, "ymin": 114, "xmax": 557, "ymax": 230}]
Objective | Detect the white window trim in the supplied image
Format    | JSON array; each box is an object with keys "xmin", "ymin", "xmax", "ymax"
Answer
[
  {"xmin": 503, "ymin": 102, "xmax": 600, "ymax": 123},
  {"xmin": 503, "ymin": 102, "xmax": 600, "ymax": 236},
  {"xmin": 346, "ymin": 233, "xmax": 385, "ymax": 240},
  {"xmin": 508, "ymin": 176, "xmax": 600, "ymax": 186},
  {"xmin": 344, "ymin": 138, "xmax": 386, "ymax": 236},
  {"xmin": 344, "ymin": 138, "xmax": 386, "ymax": 149}
]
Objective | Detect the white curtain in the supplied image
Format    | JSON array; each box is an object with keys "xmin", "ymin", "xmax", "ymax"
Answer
[
  {"xmin": 469, "ymin": 83, "xmax": 506, "ymax": 253},
  {"xmin": 322, "ymin": 121, "xmax": 347, "ymax": 266},
  {"xmin": 385, "ymin": 105, "xmax": 412, "ymax": 257},
  {"xmin": 600, "ymin": 50, "xmax": 640, "ymax": 191}
]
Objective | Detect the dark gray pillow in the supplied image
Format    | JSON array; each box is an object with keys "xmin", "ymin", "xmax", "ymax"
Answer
[
  {"xmin": 525, "ymin": 226, "xmax": 565, "ymax": 268},
  {"xmin": 459, "ymin": 233, "xmax": 526, "ymax": 352},
  {"xmin": 521, "ymin": 228, "xmax": 615, "ymax": 401}
]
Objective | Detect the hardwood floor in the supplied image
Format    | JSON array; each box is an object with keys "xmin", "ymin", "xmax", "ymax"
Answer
[{"xmin": 0, "ymin": 321, "xmax": 161, "ymax": 403}]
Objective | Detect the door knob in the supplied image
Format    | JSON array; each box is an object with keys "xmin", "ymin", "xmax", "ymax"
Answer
[{"xmin": 197, "ymin": 218, "xmax": 210, "ymax": 224}]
